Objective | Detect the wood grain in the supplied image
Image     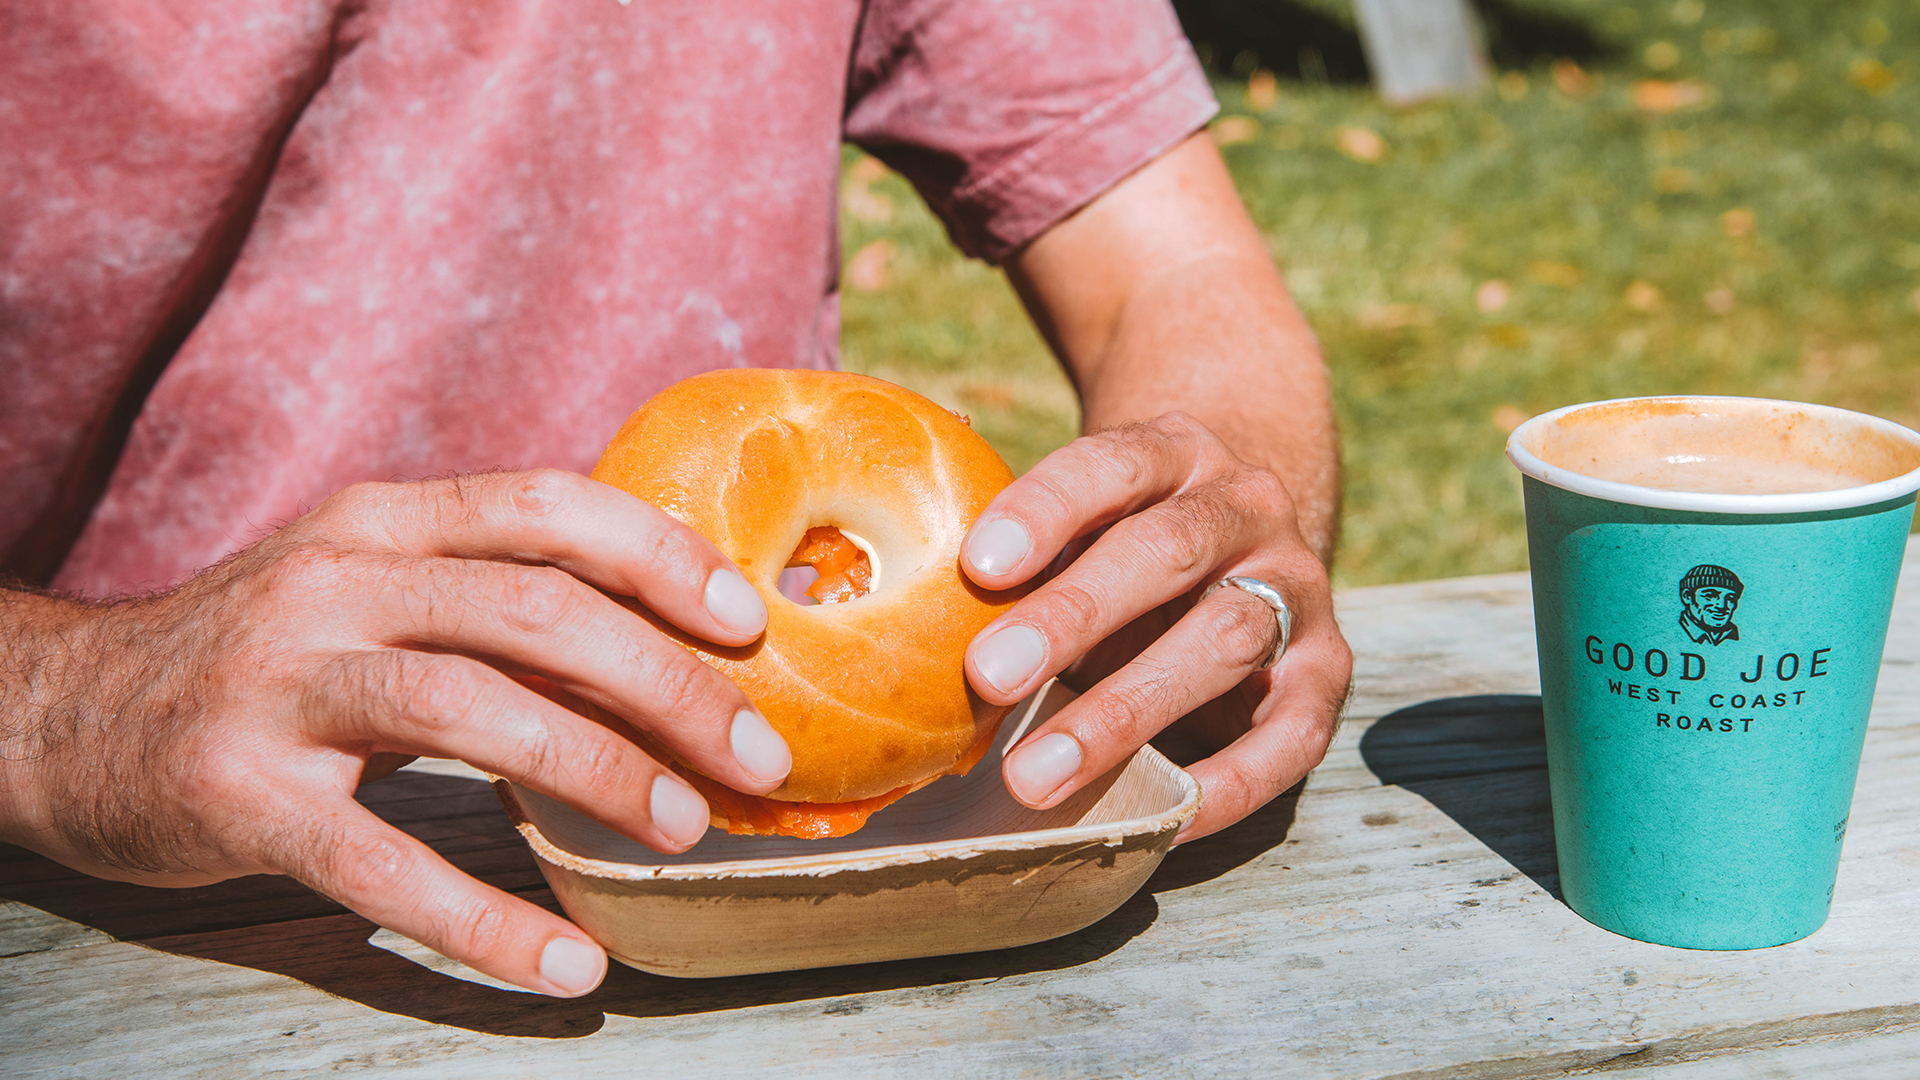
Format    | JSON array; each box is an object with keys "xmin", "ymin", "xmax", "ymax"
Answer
[{"xmin": 6, "ymin": 544, "xmax": 1920, "ymax": 1078}]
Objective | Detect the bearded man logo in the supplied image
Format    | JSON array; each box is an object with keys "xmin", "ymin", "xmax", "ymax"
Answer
[{"xmin": 1679, "ymin": 565, "xmax": 1743, "ymax": 646}]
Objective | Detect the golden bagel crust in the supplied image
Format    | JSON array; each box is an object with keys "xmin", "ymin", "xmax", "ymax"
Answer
[{"xmin": 591, "ymin": 369, "xmax": 1030, "ymax": 804}]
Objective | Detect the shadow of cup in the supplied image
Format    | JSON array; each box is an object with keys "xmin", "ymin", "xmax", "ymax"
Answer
[{"xmin": 1358, "ymin": 694, "xmax": 1560, "ymax": 899}]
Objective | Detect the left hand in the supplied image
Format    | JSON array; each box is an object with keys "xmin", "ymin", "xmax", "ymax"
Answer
[{"xmin": 962, "ymin": 411, "xmax": 1352, "ymax": 842}]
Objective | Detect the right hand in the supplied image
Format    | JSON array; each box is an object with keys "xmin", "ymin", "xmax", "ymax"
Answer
[{"xmin": 0, "ymin": 470, "xmax": 791, "ymax": 997}]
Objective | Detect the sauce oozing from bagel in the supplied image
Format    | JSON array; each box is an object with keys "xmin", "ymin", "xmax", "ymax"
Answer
[
  {"xmin": 673, "ymin": 724, "xmax": 1001, "ymax": 838},
  {"xmin": 788, "ymin": 526, "xmax": 873, "ymax": 604}
]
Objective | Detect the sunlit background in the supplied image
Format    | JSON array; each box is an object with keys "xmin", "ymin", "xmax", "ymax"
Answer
[{"xmin": 836, "ymin": 0, "xmax": 1919, "ymax": 588}]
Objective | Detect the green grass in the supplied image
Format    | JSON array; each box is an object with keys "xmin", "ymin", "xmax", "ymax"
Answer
[{"xmin": 839, "ymin": 0, "xmax": 1920, "ymax": 588}]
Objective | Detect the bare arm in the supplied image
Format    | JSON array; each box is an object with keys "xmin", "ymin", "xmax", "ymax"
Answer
[{"xmin": 1008, "ymin": 132, "xmax": 1338, "ymax": 557}]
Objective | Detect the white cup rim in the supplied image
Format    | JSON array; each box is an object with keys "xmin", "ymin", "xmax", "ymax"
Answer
[{"xmin": 1506, "ymin": 396, "xmax": 1920, "ymax": 514}]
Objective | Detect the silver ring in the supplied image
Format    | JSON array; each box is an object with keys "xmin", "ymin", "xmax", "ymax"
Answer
[{"xmin": 1201, "ymin": 576, "xmax": 1294, "ymax": 669}]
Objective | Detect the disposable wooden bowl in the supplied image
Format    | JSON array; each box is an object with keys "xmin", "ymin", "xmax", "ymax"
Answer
[{"xmin": 496, "ymin": 682, "xmax": 1201, "ymax": 978}]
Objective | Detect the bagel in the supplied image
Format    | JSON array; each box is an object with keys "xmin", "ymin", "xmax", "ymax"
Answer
[{"xmin": 590, "ymin": 369, "xmax": 1032, "ymax": 839}]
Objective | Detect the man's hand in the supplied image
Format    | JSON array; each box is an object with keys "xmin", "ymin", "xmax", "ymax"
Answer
[
  {"xmin": 966, "ymin": 132, "xmax": 1352, "ymax": 841},
  {"xmin": 0, "ymin": 470, "xmax": 792, "ymax": 996},
  {"xmin": 963, "ymin": 415, "xmax": 1347, "ymax": 841}
]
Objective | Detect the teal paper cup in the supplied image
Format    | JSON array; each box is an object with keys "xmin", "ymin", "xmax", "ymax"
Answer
[{"xmin": 1507, "ymin": 397, "xmax": 1920, "ymax": 949}]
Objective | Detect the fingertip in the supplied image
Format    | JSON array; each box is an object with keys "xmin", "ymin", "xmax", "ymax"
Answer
[
  {"xmin": 969, "ymin": 623, "xmax": 1047, "ymax": 701},
  {"xmin": 729, "ymin": 709, "xmax": 792, "ymax": 788},
  {"xmin": 649, "ymin": 774, "xmax": 710, "ymax": 850},
  {"xmin": 964, "ymin": 516, "xmax": 1034, "ymax": 581},
  {"xmin": 1003, "ymin": 731, "xmax": 1082, "ymax": 807},
  {"xmin": 704, "ymin": 567, "xmax": 768, "ymax": 640},
  {"xmin": 291, "ymin": 807, "xmax": 608, "ymax": 1001},
  {"xmin": 538, "ymin": 935, "xmax": 607, "ymax": 997}
]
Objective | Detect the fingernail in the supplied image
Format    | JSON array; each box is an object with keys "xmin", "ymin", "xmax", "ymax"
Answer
[
  {"xmin": 729, "ymin": 709, "xmax": 792, "ymax": 785},
  {"xmin": 973, "ymin": 624, "xmax": 1046, "ymax": 694},
  {"xmin": 650, "ymin": 774, "xmax": 709, "ymax": 848},
  {"xmin": 1006, "ymin": 732, "xmax": 1082, "ymax": 805},
  {"xmin": 704, "ymin": 568, "xmax": 767, "ymax": 637},
  {"xmin": 539, "ymin": 936, "xmax": 605, "ymax": 997},
  {"xmin": 966, "ymin": 517, "xmax": 1032, "ymax": 577}
]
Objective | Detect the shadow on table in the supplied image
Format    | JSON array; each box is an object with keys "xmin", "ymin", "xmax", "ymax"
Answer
[
  {"xmin": 0, "ymin": 771, "xmax": 608, "ymax": 1038},
  {"xmin": 1147, "ymin": 781, "xmax": 1301, "ymax": 894},
  {"xmin": 2, "ymin": 769, "xmax": 1161, "ymax": 1038},
  {"xmin": 1359, "ymin": 694, "xmax": 1561, "ymax": 899}
]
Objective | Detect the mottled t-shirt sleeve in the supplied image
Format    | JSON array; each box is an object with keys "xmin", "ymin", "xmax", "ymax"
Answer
[{"xmin": 844, "ymin": 0, "xmax": 1219, "ymax": 263}]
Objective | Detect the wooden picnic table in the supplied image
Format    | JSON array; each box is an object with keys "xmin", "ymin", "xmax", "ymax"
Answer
[{"xmin": 7, "ymin": 540, "xmax": 1920, "ymax": 1078}]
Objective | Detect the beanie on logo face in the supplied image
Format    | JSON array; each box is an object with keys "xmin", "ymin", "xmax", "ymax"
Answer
[{"xmin": 1680, "ymin": 564, "xmax": 1743, "ymax": 597}]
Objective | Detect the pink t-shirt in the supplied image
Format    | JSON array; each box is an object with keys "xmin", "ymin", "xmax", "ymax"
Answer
[{"xmin": 0, "ymin": 0, "xmax": 1216, "ymax": 597}]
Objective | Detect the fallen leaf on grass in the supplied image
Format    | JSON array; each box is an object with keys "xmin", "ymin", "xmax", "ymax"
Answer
[
  {"xmin": 843, "ymin": 154, "xmax": 896, "ymax": 221},
  {"xmin": 1708, "ymin": 27, "xmax": 1777, "ymax": 55},
  {"xmin": 1803, "ymin": 341, "xmax": 1882, "ymax": 381},
  {"xmin": 1335, "ymin": 126, "xmax": 1389, "ymax": 162},
  {"xmin": 1476, "ymin": 280, "xmax": 1511, "ymax": 313},
  {"xmin": 1720, "ymin": 208, "xmax": 1755, "ymax": 237},
  {"xmin": 1653, "ymin": 129, "xmax": 1694, "ymax": 157},
  {"xmin": 1529, "ymin": 260, "xmax": 1584, "ymax": 288},
  {"xmin": 1487, "ymin": 324, "xmax": 1530, "ymax": 348},
  {"xmin": 1624, "ymin": 281, "xmax": 1664, "ymax": 312},
  {"xmin": 1800, "ymin": 346, "xmax": 1833, "ymax": 380},
  {"xmin": 846, "ymin": 239, "xmax": 895, "ymax": 292},
  {"xmin": 1655, "ymin": 167, "xmax": 1696, "ymax": 193},
  {"xmin": 1492, "ymin": 405, "xmax": 1531, "ymax": 434},
  {"xmin": 1247, "ymin": 69, "xmax": 1278, "ymax": 111},
  {"xmin": 1632, "ymin": 79, "xmax": 1713, "ymax": 114},
  {"xmin": 843, "ymin": 186, "xmax": 894, "ymax": 223},
  {"xmin": 1551, "ymin": 59, "xmax": 1594, "ymax": 98},
  {"xmin": 1705, "ymin": 286, "xmax": 1736, "ymax": 315},
  {"xmin": 1211, "ymin": 115, "xmax": 1261, "ymax": 146},
  {"xmin": 959, "ymin": 382, "xmax": 1017, "ymax": 410},
  {"xmin": 1358, "ymin": 303, "xmax": 1436, "ymax": 329},
  {"xmin": 1497, "ymin": 71, "xmax": 1529, "ymax": 101},
  {"xmin": 1849, "ymin": 58, "xmax": 1897, "ymax": 96},
  {"xmin": 1844, "ymin": 342, "xmax": 1883, "ymax": 365}
]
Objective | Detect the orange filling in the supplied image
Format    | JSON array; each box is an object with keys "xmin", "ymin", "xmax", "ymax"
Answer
[
  {"xmin": 672, "ymin": 724, "xmax": 1001, "ymax": 839},
  {"xmin": 788, "ymin": 526, "xmax": 872, "ymax": 604}
]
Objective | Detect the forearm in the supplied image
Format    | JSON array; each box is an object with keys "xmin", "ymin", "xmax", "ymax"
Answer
[
  {"xmin": 0, "ymin": 587, "xmax": 99, "ymax": 847},
  {"xmin": 1006, "ymin": 133, "xmax": 1339, "ymax": 562},
  {"xmin": 1064, "ymin": 255, "xmax": 1336, "ymax": 561}
]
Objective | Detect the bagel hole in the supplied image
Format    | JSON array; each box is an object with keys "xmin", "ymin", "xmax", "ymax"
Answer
[{"xmin": 786, "ymin": 526, "xmax": 876, "ymax": 605}]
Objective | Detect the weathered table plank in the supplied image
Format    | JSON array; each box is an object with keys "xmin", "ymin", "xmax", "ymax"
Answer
[{"xmin": 5, "ymin": 543, "xmax": 1919, "ymax": 1078}]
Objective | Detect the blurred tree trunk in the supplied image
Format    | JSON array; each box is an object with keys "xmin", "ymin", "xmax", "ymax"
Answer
[{"xmin": 1353, "ymin": 0, "xmax": 1490, "ymax": 104}]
